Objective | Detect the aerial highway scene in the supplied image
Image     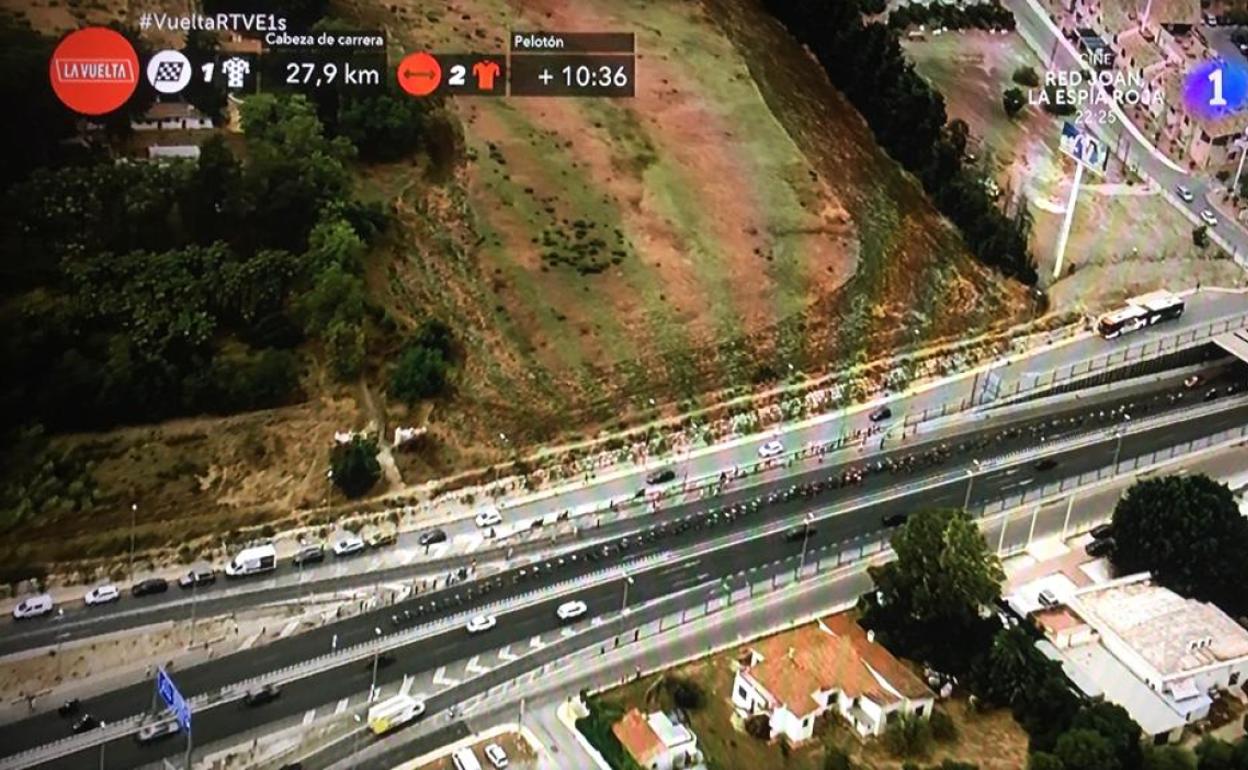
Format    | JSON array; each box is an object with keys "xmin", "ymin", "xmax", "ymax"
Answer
[{"xmin": 4, "ymin": 0, "xmax": 1248, "ymax": 769}]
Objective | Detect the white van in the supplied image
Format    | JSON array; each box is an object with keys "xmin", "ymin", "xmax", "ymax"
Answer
[
  {"xmin": 452, "ymin": 747, "xmax": 483, "ymax": 770},
  {"xmin": 224, "ymin": 544, "xmax": 278, "ymax": 577},
  {"xmin": 13, "ymin": 594, "xmax": 54, "ymax": 619}
]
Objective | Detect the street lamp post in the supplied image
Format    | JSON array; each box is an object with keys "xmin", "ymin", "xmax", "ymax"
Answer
[
  {"xmin": 797, "ymin": 513, "xmax": 815, "ymax": 579},
  {"xmin": 369, "ymin": 627, "xmax": 382, "ymax": 702},
  {"xmin": 128, "ymin": 503, "xmax": 138, "ymax": 584},
  {"xmin": 621, "ymin": 574, "xmax": 634, "ymax": 615},
  {"xmin": 962, "ymin": 461, "xmax": 980, "ymax": 511},
  {"xmin": 98, "ymin": 720, "xmax": 107, "ymax": 770},
  {"xmin": 1112, "ymin": 430, "xmax": 1124, "ymax": 472}
]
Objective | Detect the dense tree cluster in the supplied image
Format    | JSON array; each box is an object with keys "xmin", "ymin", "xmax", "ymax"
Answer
[
  {"xmin": 761, "ymin": 0, "xmax": 1038, "ymax": 284},
  {"xmin": 1110, "ymin": 475, "xmax": 1248, "ymax": 615},
  {"xmin": 330, "ymin": 435, "xmax": 382, "ymax": 499},
  {"xmin": 888, "ymin": 1, "xmax": 1016, "ymax": 32},
  {"xmin": 859, "ymin": 508, "xmax": 1004, "ymax": 674}
]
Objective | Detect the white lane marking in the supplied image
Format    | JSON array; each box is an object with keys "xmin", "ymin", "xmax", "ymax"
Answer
[
  {"xmin": 334, "ymin": 698, "xmax": 349, "ymax": 714},
  {"xmin": 498, "ymin": 645, "xmax": 518, "ymax": 661},
  {"xmin": 302, "ymin": 709, "xmax": 316, "ymax": 726},
  {"xmin": 278, "ymin": 620, "xmax": 299, "ymax": 639},
  {"xmin": 399, "ymin": 675, "xmax": 414, "ymax": 696},
  {"xmin": 238, "ymin": 632, "xmax": 262, "ymax": 651},
  {"xmin": 433, "ymin": 666, "xmax": 460, "ymax": 687},
  {"xmin": 561, "ymin": 627, "xmax": 576, "ymax": 638},
  {"xmin": 529, "ymin": 635, "xmax": 546, "ymax": 650},
  {"xmin": 429, "ymin": 543, "xmax": 450, "ymax": 558},
  {"xmin": 466, "ymin": 655, "xmax": 490, "ymax": 675}
]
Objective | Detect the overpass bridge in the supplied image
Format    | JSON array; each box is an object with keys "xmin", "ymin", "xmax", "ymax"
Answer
[{"xmin": 1214, "ymin": 329, "xmax": 1248, "ymax": 363}]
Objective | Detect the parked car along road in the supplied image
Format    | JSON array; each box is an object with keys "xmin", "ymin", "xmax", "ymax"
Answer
[
  {"xmin": 84, "ymin": 585, "xmax": 120, "ymax": 607},
  {"xmin": 12, "ymin": 594, "xmax": 54, "ymax": 620},
  {"xmin": 131, "ymin": 578, "xmax": 169, "ymax": 598}
]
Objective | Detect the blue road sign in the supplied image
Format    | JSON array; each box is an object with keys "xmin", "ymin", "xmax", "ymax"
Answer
[{"xmin": 155, "ymin": 667, "xmax": 191, "ymax": 733}]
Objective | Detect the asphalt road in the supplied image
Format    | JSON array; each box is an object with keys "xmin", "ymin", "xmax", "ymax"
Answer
[
  {"xmin": 1004, "ymin": 0, "xmax": 1248, "ymax": 252},
  {"xmin": 15, "ymin": 393, "xmax": 1248, "ymax": 769}
]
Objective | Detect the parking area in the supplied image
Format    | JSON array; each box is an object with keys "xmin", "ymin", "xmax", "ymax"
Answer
[{"xmin": 412, "ymin": 729, "xmax": 537, "ymax": 769}]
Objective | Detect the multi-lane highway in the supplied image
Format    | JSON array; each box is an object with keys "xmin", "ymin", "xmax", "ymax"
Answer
[{"xmin": 11, "ymin": 385, "xmax": 1248, "ymax": 769}]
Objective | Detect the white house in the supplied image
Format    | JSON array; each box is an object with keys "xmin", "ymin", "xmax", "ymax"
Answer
[
  {"xmin": 730, "ymin": 613, "xmax": 935, "ymax": 744},
  {"xmin": 612, "ymin": 708, "xmax": 704, "ymax": 770},
  {"xmin": 1034, "ymin": 573, "xmax": 1248, "ymax": 744},
  {"xmin": 131, "ymin": 102, "xmax": 215, "ymax": 133}
]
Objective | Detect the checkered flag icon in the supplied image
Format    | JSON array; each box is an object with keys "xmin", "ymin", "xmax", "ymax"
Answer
[{"xmin": 154, "ymin": 61, "xmax": 183, "ymax": 82}]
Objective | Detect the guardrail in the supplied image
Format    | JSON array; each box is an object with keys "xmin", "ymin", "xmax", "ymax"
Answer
[{"xmin": 13, "ymin": 396, "xmax": 1248, "ymax": 769}]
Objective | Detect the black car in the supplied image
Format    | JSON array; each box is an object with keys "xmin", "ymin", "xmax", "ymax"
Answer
[
  {"xmin": 645, "ymin": 468, "xmax": 677, "ymax": 485},
  {"xmin": 58, "ymin": 699, "xmax": 80, "ymax": 717},
  {"xmin": 418, "ymin": 529, "xmax": 448, "ymax": 547},
  {"xmin": 72, "ymin": 714, "xmax": 100, "ymax": 733},
  {"xmin": 868, "ymin": 406, "xmax": 893, "ymax": 422},
  {"xmin": 131, "ymin": 578, "xmax": 169, "ymax": 597},
  {"xmin": 1033, "ymin": 458, "xmax": 1058, "ymax": 472},
  {"xmin": 1086, "ymin": 537, "xmax": 1115, "ymax": 558},
  {"xmin": 784, "ymin": 525, "xmax": 816, "ymax": 543},
  {"xmin": 292, "ymin": 543, "xmax": 325, "ymax": 566},
  {"xmin": 881, "ymin": 513, "xmax": 908, "ymax": 528},
  {"xmin": 243, "ymin": 684, "xmax": 281, "ymax": 707},
  {"xmin": 1089, "ymin": 523, "xmax": 1114, "ymax": 540}
]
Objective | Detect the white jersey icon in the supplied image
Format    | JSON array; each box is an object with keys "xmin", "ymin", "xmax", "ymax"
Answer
[{"xmin": 221, "ymin": 57, "xmax": 250, "ymax": 89}]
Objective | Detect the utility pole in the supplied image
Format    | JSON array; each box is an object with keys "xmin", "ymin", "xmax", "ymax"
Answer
[
  {"xmin": 369, "ymin": 627, "xmax": 382, "ymax": 702},
  {"xmin": 621, "ymin": 574, "xmax": 634, "ymax": 615},
  {"xmin": 129, "ymin": 503, "xmax": 138, "ymax": 584}
]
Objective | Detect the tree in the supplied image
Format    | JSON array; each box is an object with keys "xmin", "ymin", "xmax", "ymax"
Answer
[
  {"xmin": 336, "ymin": 86, "xmax": 432, "ymax": 162},
  {"xmin": 1110, "ymin": 475, "xmax": 1248, "ymax": 610},
  {"xmin": 1070, "ymin": 703, "xmax": 1141, "ymax": 770},
  {"xmin": 1194, "ymin": 225, "xmax": 1210, "ymax": 248},
  {"xmin": 930, "ymin": 708, "xmax": 957, "ymax": 742},
  {"xmin": 862, "ymin": 509, "xmax": 1003, "ymax": 672},
  {"xmin": 824, "ymin": 746, "xmax": 855, "ymax": 770},
  {"xmin": 1193, "ymin": 736, "xmax": 1241, "ymax": 770},
  {"xmin": 296, "ymin": 263, "xmax": 368, "ymax": 336},
  {"xmin": 389, "ymin": 344, "xmax": 450, "ymax": 403},
  {"xmin": 1030, "ymin": 754, "xmax": 1065, "ymax": 770},
  {"xmin": 745, "ymin": 713, "xmax": 770, "ymax": 740},
  {"xmin": 1004, "ymin": 87, "xmax": 1026, "ymax": 117},
  {"xmin": 1055, "ymin": 729, "xmax": 1120, "ymax": 770},
  {"xmin": 884, "ymin": 712, "xmax": 933, "ymax": 757},
  {"xmin": 330, "ymin": 435, "xmax": 381, "ymax": 498},
  {"xmin": 325, "ymin": 319, "xmax": 366, "ymax": 381},
  {"xmin": 1013, "ymin": 66, "xmax": 1041, "ymax": 87},
  {"xmin": 1142, "ymin": 745, "xmax": 1197, "ymax": 770}
]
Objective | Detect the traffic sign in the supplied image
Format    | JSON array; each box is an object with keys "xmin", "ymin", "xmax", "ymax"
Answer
[
  {"xmin": 397, "ymin": 51, "xmax": 441, "ymax": 97},
  {"xmin": 155, "ymin": 667, "xmax": 191, "ymax": 733},
  {"xmin": 48, "ymin": 27, "xmax": 139, "ymax": 115}
]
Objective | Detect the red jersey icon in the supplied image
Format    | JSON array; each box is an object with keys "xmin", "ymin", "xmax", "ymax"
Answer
[{"xmin": 472, "ymin": 59, "xmax": 501, "ymax": 91}]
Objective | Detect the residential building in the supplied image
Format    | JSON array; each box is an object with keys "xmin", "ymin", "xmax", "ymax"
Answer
[
  {"xmin": 1031, "ymin": 573, "xmax": 1248, "ymax": 743},
  {"xmin": 612, "ymin": 708, "xmax": 704, "ymax": 770},
  {"xmin": 131, "ymin": 102, "xmax": 215, "ymax": 133},
  {"xmin": 730, "ymin": 613, "xmax": 935, "ymax": 744}
]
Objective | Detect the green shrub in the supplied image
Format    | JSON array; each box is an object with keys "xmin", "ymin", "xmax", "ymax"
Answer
[
  {"xmin": 885, "ymin": 712, "xmax": 933, "ymax": 758},
  {"xmin": 930, "ymin": 708, "xmax": 958, "ymax": 742}
]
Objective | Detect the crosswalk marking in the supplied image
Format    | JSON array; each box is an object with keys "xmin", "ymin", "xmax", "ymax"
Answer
[
  {"xmin": 433, "ymin": 666, "xmax": 460, "ymax": 687},
  {"xmin": 498, "ymin": 645, "xmax": 518, "ymax": 661},
  {"xmin": 429, "ymin": 543, "xmax": 450, "ymax": 558},
  {"xmin": 334, "ymin": 698, "xmax": 348, "ymax": 715},
  {"xmin": 466, "ymin": 655, "xmax": 490, "ymax": 675}
]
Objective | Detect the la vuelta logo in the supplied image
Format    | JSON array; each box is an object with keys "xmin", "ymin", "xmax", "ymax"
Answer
[{"xmin": 49, "ymin": 27, "xmax": 139, "ymax": 115}]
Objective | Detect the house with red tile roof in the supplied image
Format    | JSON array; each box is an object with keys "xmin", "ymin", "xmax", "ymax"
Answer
[
  {"xmin": 730, "ymin": 612, "xmax": 935, "ymax": 744},
  {"xmin": 612, "ymin": 707, "xmax": 704, "ymax": 770}
]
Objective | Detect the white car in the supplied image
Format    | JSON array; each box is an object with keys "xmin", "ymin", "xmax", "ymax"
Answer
[
  {"xmin": 466, "ymin": 614, "xmax": 497, "ymax": 634},
  {"xmin": 475, "ymin": 508, "xmax": 503, "ymax": 528},
  {"xmin": 484, "ymin": 743, "xmax": 509, "ymax": 768},
  {"xmin": 556, "ymin": 600, "xmax": 588, "ymax": 621},
  {"xmin": 13, "ymin": 594, "xmax": 54, "ymax": 620},
  {"xmin": 757, "ymin": 440, "xmax": 785, "ymax": 459},
  {"xmin": 1200, "ymin": 209, "xmax": 1218, "ymax": 227},
  {"xmin": 1176, "ymin": 184, "xmax": 1194, "ymax": 202},
  {"xmin": 332, "ymin": 534, "xmax": 365, "ymax": 557},
  {"xmin": 84, "ymin": 584, "xmax": 120, "ymax": 607}
]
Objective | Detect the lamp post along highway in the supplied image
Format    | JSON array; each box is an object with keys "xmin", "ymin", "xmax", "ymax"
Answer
[
  {"xmin": 98, "ymin": 720, "xmax": 106, "ymax": 770},
  {"xmin": 797, "ymin": 512, "xmax": 815, "ymax": 579},
  {"xmin": 369, "ymin": 627, "xmax": 382, "ymax": 702},
  {"xmin": 128, "ymin": 503, "xmax": 137, "ymax": 584},
  {"xmin": 621, "ymin": 573, "xmax": 634, "ymax": 615},
  {"xmin": 962, "ymin": 462, "xmax": 979, "ymax": 511}
]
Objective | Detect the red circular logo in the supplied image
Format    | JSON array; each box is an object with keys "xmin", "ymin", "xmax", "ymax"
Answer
[
  {"xmin": 49, "ymin": 27, "xmax": 139, "ymax": 116},
  {"xmin": 397, "ymin": 52, "xmax": 441, "ymax": 97}
]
